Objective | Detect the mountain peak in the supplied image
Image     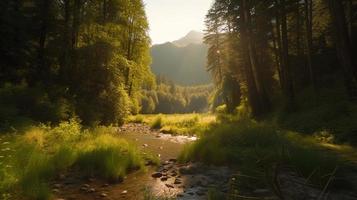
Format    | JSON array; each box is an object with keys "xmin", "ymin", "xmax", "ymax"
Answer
[{"xmin": 172, "ymin": 30, "xmax": 204, "ymax": 47}]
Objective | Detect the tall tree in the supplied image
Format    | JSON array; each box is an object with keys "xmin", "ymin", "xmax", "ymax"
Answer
[{"xmin": 327, "ymin": 0, "xmax": 357, "ymax": 99}]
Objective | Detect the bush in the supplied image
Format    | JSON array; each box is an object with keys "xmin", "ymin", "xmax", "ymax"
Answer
[
  {"xmin": 150, "ymin": 115, "xmax": 162, "ymax": 129},
  {"xmin": 0, "ymin": 84, "xmax": 73, "ymax": 131}
]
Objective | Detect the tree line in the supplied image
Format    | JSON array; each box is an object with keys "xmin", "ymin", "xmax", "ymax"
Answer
[
  {"xmin": 0, "ymin": 0, "xmax": 154, "ymax": 126},
  {"xmin": 141, "ymin": 76, "xmax": 212, "ymax": 114}
]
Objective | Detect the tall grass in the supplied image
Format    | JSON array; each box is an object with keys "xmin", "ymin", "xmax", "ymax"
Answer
[
  {"xmin": 128, "ymin": 114, "xmax": 216, "ymax": 136},
  {"xmin": 0, "ymin": 119, "xmax": 151, "ymax": 199},
  {"xmin": 180, "ymin": 119, "xmax": 344, "ymax": 189},
  {"xmin": 76, "ymin": 134, "xmax": 144, "ymax": 181}
]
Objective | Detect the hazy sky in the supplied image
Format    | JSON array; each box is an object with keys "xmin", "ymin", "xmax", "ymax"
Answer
[{"xmin": 143, "ymin": 0, "xmax": 214, "ymax": 45}]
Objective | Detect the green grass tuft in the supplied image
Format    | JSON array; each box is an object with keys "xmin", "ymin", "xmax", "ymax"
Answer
[{"xmin": 150, "ymin": 115, "xmax": 163, "ymax": 129}]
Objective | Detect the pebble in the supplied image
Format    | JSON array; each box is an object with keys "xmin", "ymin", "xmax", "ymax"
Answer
[
  {"xmin": 174, "ymin": 178, "xmax": 182, "ymax": 185},
  {"xmin": 196, "ymin": 191, "xmax": 205, "ymax": 196},
  {"xmin": 121, "ymin": 190, "xmax": 128, "ymax": 194},
  {"xmin": 100, "ymin": 192, "xmax": 108, "ymax": 197},
  {"xmin": 171, "ymin": 171, "xmax": 178, "ymax": 177},
  {"xmin": 169, "ymin": 158, "xmax": 177, "ymax": 163},
  {"xmin": 177, "ymin": 193, "xmax": 184, "ymax": 197},
  {"xmin": 52, "ymin": 189, "xmax": 60, "ymax": 193},
  {"xmin": 253, "ymin": 189, "xmax": 270, "ymax": 195},
  {"xmin": 165, "ymin": 184, "xmax": 174, "ymax": 188},
  {"xmin": 143, "ymin": 144, "xmax": 148, "ymax": 147},
  {"xmin": 152, "ymin": 172, "xmax": 163, "ymax": 178}
]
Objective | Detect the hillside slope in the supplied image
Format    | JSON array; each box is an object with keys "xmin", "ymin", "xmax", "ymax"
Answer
[{"xmin": 150, "ymin": 31, "xmax": 210, "ymax": 86}]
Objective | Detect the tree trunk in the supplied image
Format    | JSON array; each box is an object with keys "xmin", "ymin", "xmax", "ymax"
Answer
[
  {"xmin": 328, "ymin": 0, "xmax": 357, "ymax": 99},
  {"xmin": 239, "ymin": 0, "xmax": 265, "ymax": 116},
  {"xmin": 274, "ymin": 5, "xmax": 285, "ymax": 89},
  {"xmin": 304, "ymin": 0, "xmax": 315, "ymax": 90},
  {"xmin": 72, "ymin": 0, "xmax": 80, "ymax": 49},
  {"xmin": 38, "ymin": 0, "xmax": 50, "ymax": 82},
  {"xmin": 103, "ymin": 0, "xmax": 107, "ymax": 23},
  {"xmin": 296, "ymin": 0, "xmax": 301, "ymax": 56},
  {"xmin": 280, "ymin": 0, "xmax": 295, "ymax": 106},
  {"xmin": 60, "ymin": 0, "xmax": 71, "ymax": 84}
]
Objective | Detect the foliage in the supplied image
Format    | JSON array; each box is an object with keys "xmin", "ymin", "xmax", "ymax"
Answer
[{"xmin": 0, "ymin": 0, "xmax": 153, "ymax": 127}]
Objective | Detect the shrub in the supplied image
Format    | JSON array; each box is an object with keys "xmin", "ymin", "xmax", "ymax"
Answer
[{"xmin": 150, "ymin": 115, "xmax": 162, "ymax": 129}]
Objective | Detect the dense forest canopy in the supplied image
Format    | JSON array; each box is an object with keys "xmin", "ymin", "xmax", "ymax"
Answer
[{"xmin": 0, "ymin": 0, "xmax": 154, "ymax": 126}]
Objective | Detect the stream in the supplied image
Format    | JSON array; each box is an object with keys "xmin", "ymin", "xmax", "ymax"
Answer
[{"xmin": 54, "ymin": 123, "xmax": 232, "ymax": 200}]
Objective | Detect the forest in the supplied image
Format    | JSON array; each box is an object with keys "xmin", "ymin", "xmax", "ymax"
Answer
[{"xmin": 1, "ymin": 0, "xmax": 357, "ymax": 199}]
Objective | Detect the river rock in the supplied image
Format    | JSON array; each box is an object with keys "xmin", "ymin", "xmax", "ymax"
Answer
[
  {"xmin": 88, "ymin": 188, "xmax": 96, "ymax": 193},
  {"xmin": 174, "ymin": 178, "xmax": 182, "ymax": 184},
  {"xmin": 169, "ymin": 158, "xmax": 177, "ymax": 163},
  {"xmin": 152, "ymin": 172, "xmax": 163, "ymax": 178},
  {"xmin": 100, "ymin": 192, "xmax": 108, "ymax": 197},
  {"xmin": 171, "ymin": 171, "xmax": 178, "ymax": 177},
  {"xmin": 253, "ymin": 189, "xmax": 270, "ymax": 195},
  {"xmin": 121, "ymin": 190, "xmax": 128, "ymax": 194},
  {"xmin": 52, "ymin": 189, "xmax": 60, "ymax": 193},
  {"xmin": 196, "ymin": 190, "xmax": 205, "ymax": 196},
  {"xmin": 165, "ymin": 184, "xmax": 174, "ymax": 188}
]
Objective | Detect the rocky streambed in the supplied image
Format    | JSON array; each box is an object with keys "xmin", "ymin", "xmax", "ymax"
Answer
[
  {"xmin": 52, "ymin": 123, "xmax": 234, "ymax": 200},
  {"xmin": 52, "ymin": 123, "xmax": 357, "ymax": 200}
]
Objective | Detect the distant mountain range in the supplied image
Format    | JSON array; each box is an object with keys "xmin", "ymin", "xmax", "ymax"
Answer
[
  {"xmin": 150, "ymin": 31, "xmax": 211, "ymax": 86},
  {"xmin": 172, "ymin": 31, "xmax": 204, "ymax": 47}
]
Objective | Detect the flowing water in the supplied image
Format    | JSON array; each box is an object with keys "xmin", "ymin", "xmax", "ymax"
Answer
[{"xmin": 55, "ymin": 124, "xmax": 231, "ymax": 200}]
